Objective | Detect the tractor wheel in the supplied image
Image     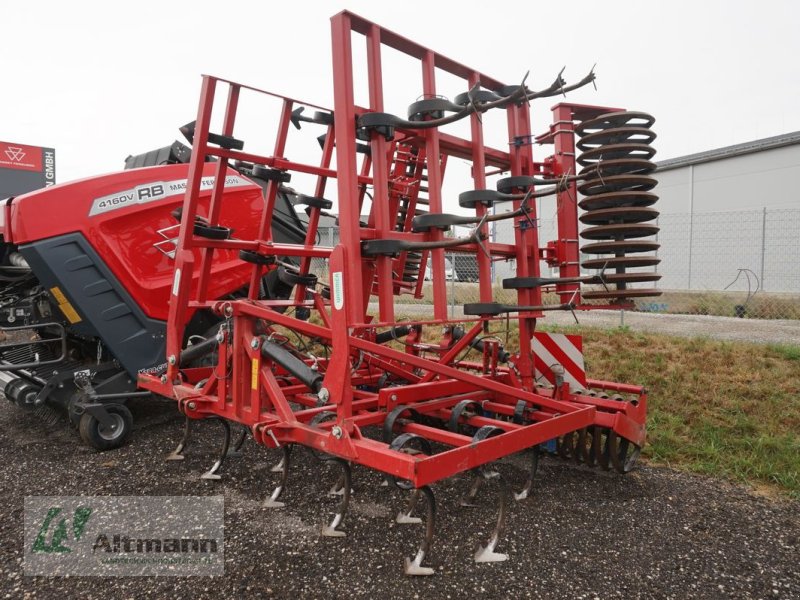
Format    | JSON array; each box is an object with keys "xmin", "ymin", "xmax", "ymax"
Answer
[{"xmin": 79, "ymin": 404, "xmax": 133, "ymax": 451}]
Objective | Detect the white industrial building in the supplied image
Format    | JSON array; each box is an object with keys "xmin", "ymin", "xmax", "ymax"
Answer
[{"xmin": 494, "ymin": 132, "xmax": 800, "ymax": 294}]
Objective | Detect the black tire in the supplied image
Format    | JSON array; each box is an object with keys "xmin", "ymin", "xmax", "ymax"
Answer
[{"xmin": 79, "ymin": 404, "xmax": 133, "ymax": 451}]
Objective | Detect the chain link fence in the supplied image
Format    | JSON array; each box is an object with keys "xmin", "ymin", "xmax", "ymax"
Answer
[{"xmin": 313, "ymin": 206, "xmax": 800, "ymax": 321}]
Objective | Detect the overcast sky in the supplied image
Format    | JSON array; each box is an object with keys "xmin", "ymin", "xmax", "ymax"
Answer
[{"xmin": 3, "ymin": 0, "xmax": 800, "ymax": 189}]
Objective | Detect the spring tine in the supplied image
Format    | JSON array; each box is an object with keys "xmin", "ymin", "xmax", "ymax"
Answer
[
  {"xmin": 396, "ymin": 489, "xmax": 422, "ymax": 524},
  {"xmin": 166, "ymin": 416, "xmax": 191, "ymax": 461},
  {"xmin": 227, "ymin": 425, "xmax": 248, "ymax": 458},
  {"xmin": 270, "ymin": 455, "xmax": 286, "ymax": 473},
  {"xmin": 200, "ymin": 418, "xmax": 231, "ymax": 480},
  {"xmin": 474, "ymin": 470, "xmax": 510, "ymax": 563},
  {"xmin": 403, "ymin": 486, "xmax": 436, "ymax": 576},
  {"xmin": 513, "ymin": 447, "xmax": 540, "ymax": 502},
  {"xmin": 263, "ymin": 445, "xmax": 292, "ymax": 508},
  {"xmin": 321, "ymin": 458, "xmax": 351, "ymax": 537},
  {"xmin": 459, "ymin": 475, "xmax": 483, "ymax": 507}
]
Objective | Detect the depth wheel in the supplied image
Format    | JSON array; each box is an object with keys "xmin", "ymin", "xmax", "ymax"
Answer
[{"xmin": 79, "ymin": 404, "xmax": 133, "ymax": 451}]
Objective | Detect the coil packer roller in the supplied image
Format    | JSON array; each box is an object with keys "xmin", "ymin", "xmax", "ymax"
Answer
[{"xmin": 139, "ymin": 11, "xmax": 656, "ymax": 574}]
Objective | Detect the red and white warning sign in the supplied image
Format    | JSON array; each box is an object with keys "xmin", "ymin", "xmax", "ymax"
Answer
[{"xmin": 532, "ymin": 332, "xmax": 586, "ymax": 391}]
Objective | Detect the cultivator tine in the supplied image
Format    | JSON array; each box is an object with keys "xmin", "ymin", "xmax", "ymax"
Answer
[
  {"xmin": 263, "ymin": 445, "xmax": 293, "ymax": 508},
  {"xmin": 459, "ymin": 476, "xmax": 484, "ymax": 508},
  {"xmin": 200, "ymin": 417, "xmax": 231, "ymax": 480},
  {"xmin": 166, "ymin": 416, "xmax": 191, "ymax": 461},
  {"xmin": 473, "ymin": 470, "xmax": 510, "ymax": 564},
  {"xmin": 270, "ymin": 454, "xmax": 286, "ymax": 473},
  {"xmin": 226, "ymin": 425, "xmax": 248, "ymax": 458},
  {"xmin": 402, "ymin": 486, "xmax": 436, "ymax": 576},
  {"xmin": 513, "ymin": 447, "xmax": 540, "ymax": 502},
  {"xmin": 396, "ymin": 489, "xmax": 422, "ymax": 524},
  {"xmin": 321, "ymin": 458, "xmax": 351, "ymax": 537}
]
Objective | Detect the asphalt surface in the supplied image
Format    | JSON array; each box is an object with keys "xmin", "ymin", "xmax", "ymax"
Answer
[{"xmin": 1, "ymin": 398, "xmax": 798, "ymax": 599}]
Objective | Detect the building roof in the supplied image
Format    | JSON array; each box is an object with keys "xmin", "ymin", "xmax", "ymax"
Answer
[{"xmin": 656, "ymin": 130, "xmax": 800, "ymax": 172}]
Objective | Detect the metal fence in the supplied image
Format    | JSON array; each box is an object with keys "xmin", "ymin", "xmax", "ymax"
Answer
[{"xmin": 314, "ymin": 206, "xmax": 800, "ymax": 321}]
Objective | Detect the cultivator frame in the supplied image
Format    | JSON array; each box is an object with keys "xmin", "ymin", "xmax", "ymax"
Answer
[{"xmin": 139, "ymin": 11, "xmax": 652, "ymax": 573}]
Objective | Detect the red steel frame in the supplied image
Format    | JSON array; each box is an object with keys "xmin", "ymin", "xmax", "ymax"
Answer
[{"xmin": 139, "ymin": 11, "xmax": 647, "ymax": 488}]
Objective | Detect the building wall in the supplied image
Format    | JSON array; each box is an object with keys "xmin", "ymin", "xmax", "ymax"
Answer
[
  {"xmin": 653, "ymin": 144, "xmax": 800, "ymax": 292},
  {"xmin": 491, "ymin": 143, "xmax": 800, "ymax": 292}
]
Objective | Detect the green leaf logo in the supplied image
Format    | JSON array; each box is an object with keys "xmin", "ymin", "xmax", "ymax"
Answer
[{"xmin": 32, "ymin": 507, "xmax": 93, "ymax": 554}]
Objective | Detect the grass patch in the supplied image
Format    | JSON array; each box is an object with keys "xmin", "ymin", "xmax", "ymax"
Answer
[{"xmin": 541, "ymin": 325, "xmax": 800, "ymax": 498}]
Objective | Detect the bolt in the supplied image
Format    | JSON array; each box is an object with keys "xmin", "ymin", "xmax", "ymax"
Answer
[
  {"xmin": 160, "ymin": 375, "xmax": 168, "ymax": 383},
  {"xmin": 317, "ymin": 387, "xmax": 330, "ymax": 403},
  {"xmin": 390, "ymin": 394, "xmax": 398, "ymax": 402},
  {"xmin": 168, "ymin": 355, "xmax": 176, "ymax": 365},
  {"xmin": 331, "ymin": 425, "xmax": 343, "ymax": 439},
  {"xmin": 188, "ymin": 401, "xmax": 196, "ymax": 410},
  {"xmin": 216, "ymin": 329, "xmax": 225, "ymax": 343},
  {"xmin": 251, "ymin": 338, "xmax": 261, "ymax": 349}
]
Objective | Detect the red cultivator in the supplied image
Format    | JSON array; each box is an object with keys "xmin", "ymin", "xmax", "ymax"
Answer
[{"xmin": 139, "ymin": 11, "xmax": 656, "ymax": 574}]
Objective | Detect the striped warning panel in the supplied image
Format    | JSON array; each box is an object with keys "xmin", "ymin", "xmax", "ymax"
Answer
[{"xmin": 532, "ymin": 332, "xmax": 586, "ymax": 392}]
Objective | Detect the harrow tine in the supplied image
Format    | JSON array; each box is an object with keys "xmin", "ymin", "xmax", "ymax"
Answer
[
  {"xmin": 321, "ymin": 458, "xmax": 351, "ymax": 537},
  {"xmin": 226, "ymin": 425, "xmax": 248, "ymax": 458},
  {"xmin": 263, "ymin": 445, "xmax": 293, "ymax": 508},
  {"xmin": 403, "ymin": 486, "xmax": 436, "ymax": 576},
  {"xmin": 473, "ymin": 470, "xmax": 510, "ymax": 564},
  {"xmin": 166, "ymin": 416, "xmax": 191, "ymax": 461},
  {"xmin": 513, "ymin": 447, "xmax": 540, "ymax": 502},
  {"xmin": 200, "ymin": 417, "xmax": 231, "ymax": 480}
]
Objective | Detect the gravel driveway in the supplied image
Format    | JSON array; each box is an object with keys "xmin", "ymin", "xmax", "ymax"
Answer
[
  {"xmin": 1, "ymin": 399, "xmax": 798, "ymax": 599},
  {"xmin": 387, "ymin": 303, "xmax": 800, "ymax": 346}
]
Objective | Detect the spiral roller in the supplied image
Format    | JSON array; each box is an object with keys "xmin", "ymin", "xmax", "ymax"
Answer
[{"xmin": 575, "ymin": 111, "xmax": 662, "ymax": 300}]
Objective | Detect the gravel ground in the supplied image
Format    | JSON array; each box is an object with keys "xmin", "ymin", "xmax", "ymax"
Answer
[
  {"xmin": 384, "ymin": 304, "xmax": 800, "ymax": 346},
  {"xmin": 1, "ymin": 398, "xmax": 798, "ymax": 599}
]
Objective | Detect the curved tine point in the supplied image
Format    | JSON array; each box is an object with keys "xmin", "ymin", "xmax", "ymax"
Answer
[
  {"xmin": 270, "ymin": 457, "xmax": 286, "ymax": 473},
  {"xmin": 200, "ymin": 418, "xmax": 231, "ymax": 480},
  {"xmin": 473, "ymin": 471, "xmax": 509, "ymax": 563},
  {"xmin": 397, "ymin": 489, "xmax": 422, "ymax": 524},
  {"xmin": 321, "ymin": 459, "xmax": 351, "ymax": 537},
  {"xmin": 396, "ymin": 512, "xmax": 423, "ymax": 525},
  {"xmin": 403, "ymin": 486, "xmax": 436, "ymax": 577},
  {"xmin": 474, "ymin": 536, "xmax": 509, "ymax": 563},
  {"xmin": 165, "ymin": 448, "xmax": 186, "ymax": 461},
  {"xmin": 166, "ymin": 417, "xmax": 191, "ymax": 461},
  {"xmin": 262, "ymin": 488, "xmax": 286, "ymax": 509},
  {"xmin": 404, "ymin": 553, "xmax": 435, "ymax": 576},
  {"xmin": 200, "ymin": 461, "xmax": 223, "ymax": 481},
  {"xmin": 264, "ymin": 446, "xmax": 292, "ymax": 508},
  {"xmin": 227, "ymin": 426, "xmax": 248, "ymax": 457},
  {"xmin": 380, "ymin": 478, "xmax": 390, "ymax": 487},
  {"xmin": 513, "ymin": 449, "xmax": 539, "ymax": 502}
]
